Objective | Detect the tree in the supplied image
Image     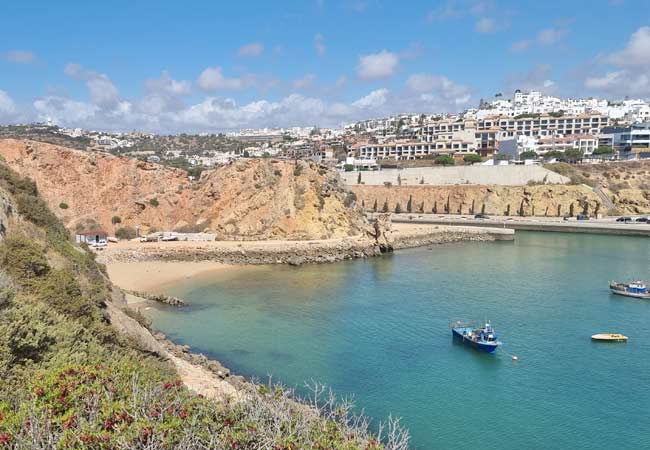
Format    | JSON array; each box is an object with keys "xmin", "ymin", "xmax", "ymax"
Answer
[
  {"xmin": 519, "ymin": 199, "xmax": 525, "ymax": 216},
  {"xmin": 445, "ymin": 195, "xmax": 450, "ymax": 213},
  {"xmin": 397, "ymin": 173, "xmax": 402, "ymax": 186},
  {"xmin": 115, "ymin": 226, "xmax": 137, "ymax": 240},
  {"xmin": 419, "ymin": 201, "xmax": 425, "ymax": 213},
  {"xmin": 569, "ymin": 203, "xmax": 575, "ymax": 217},
  {"xmin": 357, "ymin": 172, "xmax": 362, "ymax": 184},
  {"xmin": 372, "ymin": 199, "xmax": 378, "ymax": 212},
  {"xmin": 564, "ymin": 148, "xmax": 584, "ymax": 163},
  {"xmin": 463, "ymin": 153, "xmax": 482, "ymax": 164},
  {"xmin": 432, "ymin": 201, "xmax": 438, "ymax": 214},
  {"xmin": 544, "ymin": 150, "xmax": 564, "ymax": 160},
  {"xmin": 520, "ymin": 151, "xmax": 538, "ymax": 160},
  {"xmin": 481, "ymin": 204, "xmax": 486, "ymax": 215},
  {"xmin": 394, "ymin": 203, "xmax": 402, "ymax": 214},
  {"xmin": 406, "ymin": 195, "xmax": 413, "ymax": 213},
  {"xmin": 593, "ymin": 146, "xmax": 615, "ymax": 156},
  {"xmin": 470, "ymin": 199, "xmax": 475, "ymax": 215},
  {"xmin": 594, "ymin": 202, "xmax": 601, "ymax": 217},
  {"xmin": 435, "ymin": 155, "xmax": 455, "ymax": 166},
  {"xmin": 582, "ymin": 201, "xmax": 589, "ymax": 216},
  {"xmin": 58, "ymin": 202, "xmax": 69, "ymax": 210},
  {"xmin": 111, "ymin": 216, "xmax": 122, "ymax": 225},
  {"xmin": 382, "ymin": 199, "xmax": 389, "ymax": 213},
  {"xmin": 557, "ymin": 204, "xmax": 562, "ymax": 217},
  {"xmin": 505, "ymin": 204, "xmax": 511, "ymax": 216}
]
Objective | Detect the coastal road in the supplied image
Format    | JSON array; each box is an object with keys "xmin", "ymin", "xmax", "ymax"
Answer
[{"xmin": 386, "ymin": 213, "xmax": 650, "ymax": 237}]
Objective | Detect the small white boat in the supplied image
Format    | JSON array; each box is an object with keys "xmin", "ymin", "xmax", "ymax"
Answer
[{"xmin": 591, "ymin": 333, "xmax": 628, "ymax": 342}]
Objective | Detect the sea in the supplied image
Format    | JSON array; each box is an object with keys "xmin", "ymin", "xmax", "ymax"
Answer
[{"xmin": 144, "ymin": 232, "xmax": 650, "ymax": 450}]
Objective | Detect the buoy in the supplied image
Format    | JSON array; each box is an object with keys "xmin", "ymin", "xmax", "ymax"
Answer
[{"xmin": 512, "ymin": 355, "xmax": 518, "ymax": 361}]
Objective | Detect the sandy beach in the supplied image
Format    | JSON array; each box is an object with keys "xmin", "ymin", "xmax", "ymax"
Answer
[
  {"xmin": 107, "ymin": 260, "xmax": 233, "ymax": 293},
  {"xmin": 104, "ymin": 224, "xmax": 512, "ymax": 296}
]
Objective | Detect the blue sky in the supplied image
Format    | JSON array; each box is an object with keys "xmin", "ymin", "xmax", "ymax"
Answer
[{"xmin": 0, "ymin": 0, "xmax": 648, "ymax": 132}]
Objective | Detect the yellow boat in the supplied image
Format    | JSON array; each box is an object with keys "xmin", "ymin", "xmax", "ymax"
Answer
[{"xmin": 591, "ymin": 333, "xmax": 628, "ymax": 342}]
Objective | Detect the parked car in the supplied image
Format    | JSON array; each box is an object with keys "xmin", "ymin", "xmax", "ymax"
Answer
[
  {"xmin": 576, "ymin": 214, "xmax": 590, "ymax": 220},
  {"xmin": 635, "ymin": 217, "xmax": 649, "ymax": 223},
  {"xmin": 474, "ymin": 213, "xmax": 490, "ymax": 219},
  {"xmin": 616, "ymin": 216, "xmax": 633, "ymax": 222},
  {"xmin": 563, "ymin": 216, "xmax": 571, "ymax": 221}
]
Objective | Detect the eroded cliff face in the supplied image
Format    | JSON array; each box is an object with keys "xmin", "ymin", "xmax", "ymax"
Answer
[
  {"xmin": 0, "ymin": 139, "xmax": 366, "ymax": 239},
  {"xmin": 352, "ymin": 185, "xmax": 604, "ymax": 217}
]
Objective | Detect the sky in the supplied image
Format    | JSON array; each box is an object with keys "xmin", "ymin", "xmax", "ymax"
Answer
[{"xmin": 0, "ymin": 0, "xmax": 648, "ymax": 132}]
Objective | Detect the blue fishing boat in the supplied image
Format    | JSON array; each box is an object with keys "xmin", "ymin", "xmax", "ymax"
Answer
[
  {"xmin": 450, "ymin": 320, "xmax": 501, "ymax": 353},
  {"xmin": 609, "ymin": 280, "xmax": 650, "ymax": 299}
]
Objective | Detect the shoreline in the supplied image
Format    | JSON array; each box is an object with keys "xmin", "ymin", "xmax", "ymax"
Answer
[{"xmin": 103, "ymin": 224, "xmax": 513, "ymax": 293}]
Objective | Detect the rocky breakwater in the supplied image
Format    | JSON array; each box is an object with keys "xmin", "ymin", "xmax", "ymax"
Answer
[
  {"xmin": 124, "ymin": 289, "xmax": 186, "ymax": 306},
  {"xmin": 388, "ymin": 223, "xmax": 503, "ymax": 250},
  {"xmin": 97, "ymin": 237, "xmax": 383, "ymax": 267}
]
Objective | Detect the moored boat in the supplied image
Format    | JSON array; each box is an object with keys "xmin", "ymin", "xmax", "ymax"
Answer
[
  {"xmin": 591, "ymin": 333, "xmax": 628, "ymax": 342},
  {"xmin": 609, "ymin": 280, "xmax": 650, "ymax": 299},
  {"xmin": 450, "ymin": 320, "xmax": 501, "ymax": 353}
]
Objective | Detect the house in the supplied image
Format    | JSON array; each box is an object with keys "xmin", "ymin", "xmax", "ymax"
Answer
[{"xmin": 75, "ymin": 230, "xmax": 108, "ymax": 247}]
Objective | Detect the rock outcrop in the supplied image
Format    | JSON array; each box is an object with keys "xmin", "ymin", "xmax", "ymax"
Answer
[
  {"xmin": 353, "ymin": 184, "xmax": 604, "ymax": 217},
  {"xmin": 0, "ymin": 139, "xmax": 366, "ymax": 239}
]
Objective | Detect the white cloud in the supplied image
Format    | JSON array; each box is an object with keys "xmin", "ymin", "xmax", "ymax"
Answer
[
  {"xmin": 64, "ymin": 63, "xmax": 120, "ymax": 107},
  {"xmin": 352, "ymin": 88, "xmax": 389, "ymax": 109},
  {"xmin": 506, "ymin": 64, "xmax": 558, "ymax": 95},
  {"xmin": 585, "ymin": 71, "xmax": 650, "ymax": 97},
  {"xmin": 197, "ymin": 67, "xmax": 244, "ymax": 91},
  {"xmin": 145, "ymin": 71, "xmax": 191, "ymax": 96},
  {"xmin": 510, "ymin": 40, "xmax": 532, "ymax": 52},
  {"xmin": 475, "ymin": 17, "xmax": 496, "ymax": 33},
  {"xmin": 427, "ymin": 0, "xmax": 494, "ymax": 22},
  {"xmin": 406, "ymin": 74, "xmax": 471, "ymax": 106},
  {"xmin": 33, "ymin": 96, "xmax": 99, "ymax": 124},
  {"xmin": 582, "ymin": 27, "xmax": 650, "ymax": 97},
  {"xmin": 292, "ymin": 74, "xmax": 316, "ymax": 89},
  {"xmin": 314, "ymin": 34, "xmax": 326, "ymax": 56},
  {"xmin": 0, "ymin": 90, "xmax": 17, "ymax": 117},
  {"xmin": 537, "ymin": 27, "xmax": 566, "ymax": 46},
  {"xmin": 606, "ymin": 26, "xmax": 650, "ymax": 67},
  {"xmin": 335, "ymin": 75, "xmax": 348, "ymax": 88},
  {"xmin": 238, "ymin": 43, "xmax": 264, "ymax": 57},
  {"xmin": 3, "ymin": 50, "xmax": 36, "ymax": 64},
  {"xmin": 356, "ymin": 50, "xmax": 399, "ymax": 80}
]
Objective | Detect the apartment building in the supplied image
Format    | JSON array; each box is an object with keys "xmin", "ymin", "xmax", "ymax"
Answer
[
  {"xmin": 355, "ymin": 140, "xmax": 472, "ymax": 160},
  {"xmin": 536, "ymin": 134, "xmax": 598, "ymax": 155}
]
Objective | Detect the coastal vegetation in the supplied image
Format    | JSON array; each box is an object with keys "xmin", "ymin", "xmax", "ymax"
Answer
[{"xmin": 0, "ymin": 160, "xmax": 411, "ymax": 449}]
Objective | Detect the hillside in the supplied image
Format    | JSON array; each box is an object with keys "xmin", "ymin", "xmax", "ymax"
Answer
[
  {"xmin": 0, "ymin": 139, "xmax": 365, "ymax": 239},
  {"xmin": 0, "ymin": 160, "xmax": 408, "ymax": 448},
  {"xmin": 546, "ymin": 161, "xmax": 650, "ymax": 214}
]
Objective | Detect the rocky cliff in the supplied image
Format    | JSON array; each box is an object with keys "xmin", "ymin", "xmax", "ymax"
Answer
[
  {"xmin": 0, "ymin": 139, "xmax": 366, "ymax": 239},
  {"xmin": 352, "ymin": 184, "xmax": 604, "ymax": 217}
]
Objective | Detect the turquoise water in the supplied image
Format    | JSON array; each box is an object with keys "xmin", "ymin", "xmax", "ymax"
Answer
[{"xmin": 146, "ymin": 232, "xmax": 650, "ymax": 450}]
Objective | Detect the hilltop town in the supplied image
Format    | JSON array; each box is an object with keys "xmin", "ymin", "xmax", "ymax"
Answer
[{"xmin": 2, "ymin": 90, "xmax": 648, "ymax": 174}]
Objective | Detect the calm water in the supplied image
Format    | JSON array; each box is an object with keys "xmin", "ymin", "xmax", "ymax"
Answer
[{"xmin": 147, "ymin": 232, "xmax": 650, "ymax": 450}]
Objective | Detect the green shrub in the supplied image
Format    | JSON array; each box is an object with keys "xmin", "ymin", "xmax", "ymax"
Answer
[
  {"xmin": 115, "ymin": 226, "xmax": 137, "ymax": 240},
  {"xmin": 435, "ymin": 155, "xmax": 455, "ymax": 166},
  {"xmin": 463, "ymin": 153, "xmax": 482, "ymax": 164},
  {"xmin": 148, "ymin": 198, "xmax": 159, "ymax": 207},
  {"xmin": 58, "ymin": 202, "xmax": 69, "ymax": 210},
  {"xmin": 111, "ymin": 216, "xmax": 122, "ymax": 225},
  {"xmin": 0, "ymin": 237, "xmax": 50, "ymax": 283}
]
